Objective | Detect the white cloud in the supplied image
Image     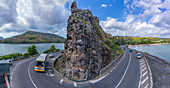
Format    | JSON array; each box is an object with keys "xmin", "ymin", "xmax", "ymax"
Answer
[
  {"xmin": 0, "ymin": 0, "xmax": 74, "ymax": 38},
  {"xmin": 101, "ymin": 4, "xmax": 107, "ymax": 8},
  {"xmin": 102, "ymin": 0, "xmax": 169, "ymax": 38}
]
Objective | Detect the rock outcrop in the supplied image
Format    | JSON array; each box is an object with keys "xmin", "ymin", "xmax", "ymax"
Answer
[{"xmin": 59, "ymin": 2, "xmax": 113, "ymax": 80}]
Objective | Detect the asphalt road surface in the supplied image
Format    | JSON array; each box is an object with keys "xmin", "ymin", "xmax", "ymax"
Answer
[{"xmin": 10, "ymin": 48, "xmax": 149, "ymax": 88}]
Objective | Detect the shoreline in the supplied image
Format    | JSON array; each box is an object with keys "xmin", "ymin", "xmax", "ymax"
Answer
[
  {"xmin": 128, "ymin": 43, "xmax": 169, "ymax": 47},
  {"xmin": 130, "ymin": 48, "xmax": 170, "ymax": 64}
]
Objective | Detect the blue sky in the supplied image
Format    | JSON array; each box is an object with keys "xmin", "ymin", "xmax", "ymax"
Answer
[
  {"xmin": 76, "ymin": 0, "xmax": 125, "ymax": 21},
  {"xmin": 0, "ymin": 0, "xmax": 169, "ymax": 38}
]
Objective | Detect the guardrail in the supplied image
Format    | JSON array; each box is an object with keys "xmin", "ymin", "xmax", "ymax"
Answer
[
  {"xmin": 52, "ymin": 51, "xmax": 124, "ymax": 82},
  {"xmin": 99, "ymin": 51, "xmax": 124, "ymax": 74}
]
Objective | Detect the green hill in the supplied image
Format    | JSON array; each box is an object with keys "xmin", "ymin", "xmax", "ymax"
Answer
[{"xmin": 0, "ymin": 31, "xmax": 65, "ymax": 43}]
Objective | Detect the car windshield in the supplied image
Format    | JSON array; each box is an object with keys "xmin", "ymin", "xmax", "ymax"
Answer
[
  {"xmin": 35, "ymin": 61, "xmax": 44, "ymax": 67},
  {"xmin": 137, "ymin": 54, "xmax": 141, "ymax": 56}
]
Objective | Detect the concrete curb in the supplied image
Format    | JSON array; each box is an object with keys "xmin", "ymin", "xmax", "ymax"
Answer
[
  {"xmin": 100, "ymin": 51, "xmax": 124, "ymax": 74},
  {"xmin": 52, "ymin": 51, "xmax": 125, "ymax": 83},
  {"xmin": 51, "ymin": 54, "xmax": 64, "ymax": 79},
  {"xmin": 143, "ymin": 57, "xmax": 153, "ymax": 88}
]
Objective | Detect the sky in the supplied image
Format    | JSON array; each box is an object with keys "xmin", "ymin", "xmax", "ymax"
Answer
[{"xmin": 0, "ymin": 0, "xmax": 169, "ymax": 38}]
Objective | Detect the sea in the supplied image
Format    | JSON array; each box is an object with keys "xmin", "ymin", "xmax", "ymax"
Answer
[
  {"xmin": 129, "ymin": 44, "xmax": 170, "ymax": 62},
  {"xmin": 0, "ymin": 43, "xmax": 64, "ymax": 56}
]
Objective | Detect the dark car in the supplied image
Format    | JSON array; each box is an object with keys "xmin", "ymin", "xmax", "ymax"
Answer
[
  {"xmin": 60, "ymin": 51, "xmax": 63, "ymax": 53},
  {"xmin": 129, "ymin": 49, "xmax": 133, "ymax": 52},
  {"xmin": 49, "ymin": 54, "xmax": 54, "ymax": 58}
]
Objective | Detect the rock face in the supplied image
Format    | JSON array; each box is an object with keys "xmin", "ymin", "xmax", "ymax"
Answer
[{"xmin": 59, "ymin": 2, "xmax": 112, "ymax": 80}]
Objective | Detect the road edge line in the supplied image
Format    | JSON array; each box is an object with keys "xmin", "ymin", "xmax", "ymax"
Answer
[
  {"xmin": 115, "ymin": 53, "xmax": 131, "ymax": 88},
  {"xmin": 28, "ymin": 61, "xmax": 38, "ymax": 88},
  {"xmin": 138, "ymin": 59, "xmax": 142, "ymax": 88}
]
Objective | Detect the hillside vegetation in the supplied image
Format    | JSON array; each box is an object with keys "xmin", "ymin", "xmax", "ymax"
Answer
[
  {"xmin": 113, "ymin": 36, "xmax": 170, "ymax": 45},
  {"xmin": 0, "ymin": 31, "xmax": 65, "ymax": 43}
]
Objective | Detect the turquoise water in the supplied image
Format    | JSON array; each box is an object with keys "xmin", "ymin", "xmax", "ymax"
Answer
[
  {"xmin": 0, "ymin": 43, "xmax": 64, "ymax": 56},
  {"xmin": 129, "ymin": 44, "xmax": 170, "ymax": 62}
]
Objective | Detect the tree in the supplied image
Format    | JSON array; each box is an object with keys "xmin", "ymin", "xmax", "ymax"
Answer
[
  {"xmin": 28, "ymin": 45, "xmax": 39, "ymax": 55},
  {"xmin": 32, "ymin": 45, "xmax": 38, "ymax": 55},
  {"xmin": 49, "ymin": 45, "xmax": 56, "ymax": 52},
  {"xmin": 28, "ymin": 46, "xmax": 33, "ymax": 55}
]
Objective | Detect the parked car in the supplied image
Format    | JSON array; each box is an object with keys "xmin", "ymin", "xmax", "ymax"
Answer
[
  {"xmin": 49, "ymin": 54, "xmax": 54, "ymax": 58},
  {"xmin": 129, "ymin": 49, "xmax": 133, "ymax": 52},
  {"xmin": 60, "ymin": 51, "xmax": 63, "ymax": 53},
  {"xmin": 8, "ymin": 59, "xmax": 12, "ymax": 65},
  {"xmin": 137, "ymin": 53, "xmax": 142, "ymax": 59}
]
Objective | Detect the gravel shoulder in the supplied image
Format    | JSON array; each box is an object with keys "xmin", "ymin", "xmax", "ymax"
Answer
[{"xmin": 144, "ymin": 54, "xmax": 170, "ymax": 88}]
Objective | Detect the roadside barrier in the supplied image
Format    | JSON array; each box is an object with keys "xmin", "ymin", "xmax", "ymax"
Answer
[
  {"xmin": 52, "ymin": 51, "xmax": 124, "ymax": 82},
  {"xmin": 99, "ymin": 51, "xmax": 124, "ymax": 74},
  {"xmin": 52, "ymin": 54, "xmax": 99, "ymax": 82}
]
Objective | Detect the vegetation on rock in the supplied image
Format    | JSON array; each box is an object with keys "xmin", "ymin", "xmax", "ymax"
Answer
[{"xmin": 56, "ymin": 1, "xmax": 122, "ymax": 81}]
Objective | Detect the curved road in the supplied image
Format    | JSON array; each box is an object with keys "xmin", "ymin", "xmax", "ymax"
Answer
[{"xmin": 10, "ymin": 48, "xmax": 149, "ymax": 88}]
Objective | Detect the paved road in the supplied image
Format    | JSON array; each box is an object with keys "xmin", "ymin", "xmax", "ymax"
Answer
[
  {"xmin": 10, "ymin": 48, "xmax": 150, "ymax": 88},
  {"xmin": 10, "ymin": 52, "xmax": 74, "ymax": 88},
  {"xmin": 85, "ymin": 48, "xmax": 141, "ymax": 88}
]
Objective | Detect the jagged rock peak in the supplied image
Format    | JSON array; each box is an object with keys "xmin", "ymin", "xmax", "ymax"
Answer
[
  {"xmin": 58, "ymin": 1, "xmax": 112, "ymax": 81},
  {"xmin": 71, "ymin": 1, "xmax": 77, "ymax": 14}
]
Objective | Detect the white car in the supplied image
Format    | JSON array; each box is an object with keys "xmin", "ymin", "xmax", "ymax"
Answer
[{"xmin": 137, "ymin": 53, "xmax": 142, "ymax": 59}]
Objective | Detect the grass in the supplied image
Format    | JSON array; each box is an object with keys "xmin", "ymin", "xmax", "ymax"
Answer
[{"xmin": 104, "ymin": 43, "xmax": 111, "ymax": 50}]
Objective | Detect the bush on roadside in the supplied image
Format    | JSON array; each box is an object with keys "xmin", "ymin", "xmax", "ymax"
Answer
[
  {"xmin": 23, "ymin": 53, "xmax": 30, "ymax": 58},
  {"xmin": 0, "ymin": 53, "xmax": 22, "ymax": 60},
  {"xmin": 43, "ymin": 45, "xmax": 60, "ymax": 53}
]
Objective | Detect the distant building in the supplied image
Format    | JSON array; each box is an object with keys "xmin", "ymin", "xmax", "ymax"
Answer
[{"xmin": 0, "ymin": 60, "xmax": 10, "ymax": 88}]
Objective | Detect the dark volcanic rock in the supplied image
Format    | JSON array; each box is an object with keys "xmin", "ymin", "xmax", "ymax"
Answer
[{"xmin": 59, "ymin": 2, "xmax": 112, "ymax": 80}]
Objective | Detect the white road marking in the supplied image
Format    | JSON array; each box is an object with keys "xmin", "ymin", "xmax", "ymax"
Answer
[
  {"xmin": 110, "ymin": 69, "xmax": 113, "ymax": 72},
  {"xmin": 60, "ymin": 79, "xmax": 63, "ymax": 84},
  {"xmin": 28, "ymin": 61, "xmax": 38, "ymax": 88},
  {"xmin": 115, "ymin": 53, "xmax": 131, "ymax": 88},
  {"xmin": 144, "ymin": 84, "xmax": 149, "ymax": 88},
  {"xmin": 141, "ymin": 64, "xmax": 146, "ymax": 68},
  {"xmin": 142, "ymin": 76, "xmax": 148, "ymax": 84},
  {"xmin": 142, "ymin": 71, "xmax": 148, "ymax": 77},
  {"xmin": 89, "ymin": 73, "xmax": 109, "ymax": 83},
  {"xmin": 138, "ymin": 60, "xmax": 142, "ymax": 88},
  {"xmin": 142, "ymin": 67, "xmax": 147, "ymax": 72},
  {"xmin": 11, "ymin": 71, "xmax": 13, "ymax": 75},
  {"xmin": 140, "ymin": 62, "xmax": 145, "ymax": 66},
  {"xmin": 74, "ymin": 82, "xmax": 77, "ymax": 87},
  {"xmin": 50, "ymin": 73, "xmax": 54, "ymax": 77}
]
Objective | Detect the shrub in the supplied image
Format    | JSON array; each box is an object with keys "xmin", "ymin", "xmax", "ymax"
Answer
[
  {"xmin": 84, "ymin": 30, "xmax": 89, "ymax": 35},
  {"xmin": 23, "ymin": 53, "xmax": 30, "ymax": 58}
]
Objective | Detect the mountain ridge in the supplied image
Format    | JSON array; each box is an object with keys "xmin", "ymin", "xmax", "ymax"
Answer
[{"xmin": 0, "ymin": 31, "xmax": 65, "ymax": 43}]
